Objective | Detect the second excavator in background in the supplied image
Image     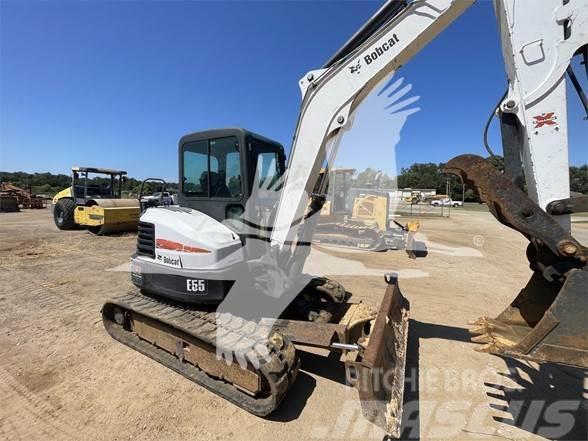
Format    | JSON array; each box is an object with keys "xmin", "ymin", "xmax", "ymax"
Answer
[{"xmin": 315, "ymin": 167, "xmax": 420, "ymax": 251}]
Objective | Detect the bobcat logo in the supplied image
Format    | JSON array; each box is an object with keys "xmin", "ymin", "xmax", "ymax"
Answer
[{"xmin": 349, "ymin": 59, "xmax": 361, "ymax": 74}]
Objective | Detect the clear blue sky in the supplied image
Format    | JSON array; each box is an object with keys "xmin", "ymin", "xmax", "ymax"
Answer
[{"xmin": 1, "ymin": 0, "xmax": 586, "ymax": 181}]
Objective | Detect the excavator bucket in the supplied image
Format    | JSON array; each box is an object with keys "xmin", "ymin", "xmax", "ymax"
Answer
[
  {"xmin": 445, "ymin": 155, "xmax": 588, "ymax": 369},
  {"xmin": 343, "ymin": 275, "xmax": 409, "ymax": 438},
  {"xmin": 469, "ymin": 268, "xmax": 588, "ymax": 367}
]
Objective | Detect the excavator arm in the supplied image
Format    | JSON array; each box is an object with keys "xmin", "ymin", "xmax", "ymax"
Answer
[
  {"xmin": 271, "ymin": 0, "xmax": 588, "ymax": 367},
  {"xmin": 444, "ymin": 0, "xmax": 588, "ymax": 368}
]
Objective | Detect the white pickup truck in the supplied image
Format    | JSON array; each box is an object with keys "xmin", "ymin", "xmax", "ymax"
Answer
[
  {"xmin": 141, "ymin": 191, "xmax": 175, "ymax": 206},
  {"xmin": 430, "ymin": 198, "xmax": 463, "ymax": 208}
]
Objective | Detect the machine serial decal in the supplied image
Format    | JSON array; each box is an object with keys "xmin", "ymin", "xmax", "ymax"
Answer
[
  {"xmin": 533, "ymin": 112, "xmax": 558, "ymax": 128},
  {"xmin": 364, "ymin": 34, "xmax": 400, "ymax": 65},
  {"xmin": 156, "ymin": 238, "xmax": 210, "ymax": 253}
]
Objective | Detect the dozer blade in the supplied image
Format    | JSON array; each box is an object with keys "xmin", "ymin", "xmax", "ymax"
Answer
[
  {"xmin": 445, "ymin": 155, "xmax": 588, "ymax": 369},
  {"xmin": 344, "ymin": 274, "xmax": 409, "ymax": 438}
]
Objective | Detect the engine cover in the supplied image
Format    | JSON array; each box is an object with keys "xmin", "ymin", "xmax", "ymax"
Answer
[{"xmin": 132, "ymin": 206, "xmax": 245, "ymax": 304}]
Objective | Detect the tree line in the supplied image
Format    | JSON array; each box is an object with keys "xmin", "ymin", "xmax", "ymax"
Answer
[
  {"xmin": 1, "ymin": 158, "xmax": 586, "ymax": 201},
  {"xmin": 0, "ymin": 171, "xmax": 178, "ymax": 197},
  {"xmin": 352, "ymin": 158, "xmax": 587, "ymax": 202}
]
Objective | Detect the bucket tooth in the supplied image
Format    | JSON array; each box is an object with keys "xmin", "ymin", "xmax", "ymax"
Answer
[
  {"xmin": 470, "ymin": 333, "xmax": 492, "ymax": 344},
  {"xmin": 469, "ymin": 325, "xmax": 487, "ymax": 335},
  {"xmin": 470, "ymin": 319, "xmax": 511, "ymax": 336},
  {"xmin": 474, "ymin": 343, "xmax": 497, "ymax": 353}
]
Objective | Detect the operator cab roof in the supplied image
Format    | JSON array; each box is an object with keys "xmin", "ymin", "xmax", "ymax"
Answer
[
  {"xmin": 72, "ymin": 167, "xmax": 127, "ymax": 175},
  {"xmin": 179, "ymin": 127, "xmax": 283, "ymax": 150}
]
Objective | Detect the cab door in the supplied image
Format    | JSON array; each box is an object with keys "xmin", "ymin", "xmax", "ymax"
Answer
[
  {"xmin": 247, "ymin": 139, "xmax": 286, "ymax": 231},
  {"xmin": 180, "ymin": 132, "xmax": 247, "ymax": 222}
]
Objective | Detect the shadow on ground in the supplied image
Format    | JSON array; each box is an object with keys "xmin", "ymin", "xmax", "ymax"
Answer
[
  {"xmin": 400, "ymin": 319, "xmax": 587, "ymax": 441},
  {"xmin": 268, "ymin": 319, "xmax": 586, "ymax": 438},
  {"xmin": 400, "ymin": 319, "xmax": 473, "ymax": 440},
  {"xmin": 266, "ymin": 349, "xmax": 347, "ymax": 422},
  {"xmin": 268, "ymin": 370, "xmax": 317, "ymax": 422},
  {"xmin": 485, "ymin": 358, "xmax": 587, "ymax": 441}
]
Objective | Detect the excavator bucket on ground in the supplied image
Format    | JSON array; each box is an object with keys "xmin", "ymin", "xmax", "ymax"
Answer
[{"xmin": 445, "ymin": 155, "xmax": 588, "ymax": 369}]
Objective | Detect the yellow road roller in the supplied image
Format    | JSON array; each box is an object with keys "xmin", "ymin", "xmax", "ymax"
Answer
[{"xmin": 52, "ymin": 167, "xmax": 140, "ymax": 235}]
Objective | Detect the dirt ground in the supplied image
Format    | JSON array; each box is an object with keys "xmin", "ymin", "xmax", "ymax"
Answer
[{"xmin": 0, "ymin": 207, "xmax": 586, "ymax": 440}]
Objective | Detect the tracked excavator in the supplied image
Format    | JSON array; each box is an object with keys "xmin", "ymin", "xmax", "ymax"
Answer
[
  {"xmin": 314, "ymin": 167, "xmax": 420, "ymax": 251},
  {"xmin": 102, "ymin": 0, "xmax": 588, "ymax": 436}
]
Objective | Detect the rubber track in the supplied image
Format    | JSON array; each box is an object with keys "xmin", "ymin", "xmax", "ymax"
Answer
[
  {"xmin": 102, "ymin": 290, "xmax": 299, "ymax": 417},
  {"xmin": 314, "ymin": 221, "xmax": 383, "ymax": 250}
]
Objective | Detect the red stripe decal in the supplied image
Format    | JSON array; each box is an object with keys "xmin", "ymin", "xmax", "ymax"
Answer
[{"xmin": 156, "ymin": 238, "xmax": 210, "ymax": 253}]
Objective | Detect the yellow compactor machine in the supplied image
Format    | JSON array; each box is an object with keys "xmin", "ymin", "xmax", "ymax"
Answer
[{"xmin": 52, "ymin": 167, "xmax": 140, "ymax": 235}]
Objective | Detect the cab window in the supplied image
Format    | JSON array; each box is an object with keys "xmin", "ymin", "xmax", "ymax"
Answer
[
  {"xmin": 182, "ymin": 136, "xmax": 242, "ymax": 199},
  {"xmin": 183, "ymin": 140, "xmax": 208, "ymax": 196},
  {"xmin": 256, "ymin": 151, "xmax": 281, "ymax": 188}
]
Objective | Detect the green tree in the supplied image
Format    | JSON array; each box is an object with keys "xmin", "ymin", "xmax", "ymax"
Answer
[
  {"xmin": 570, "ymin": 165, "xmax": 588, "ymax": 194},
  {"xmin": 0, "ymin": 170, "xmax": 178, "ymax": 197}
]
